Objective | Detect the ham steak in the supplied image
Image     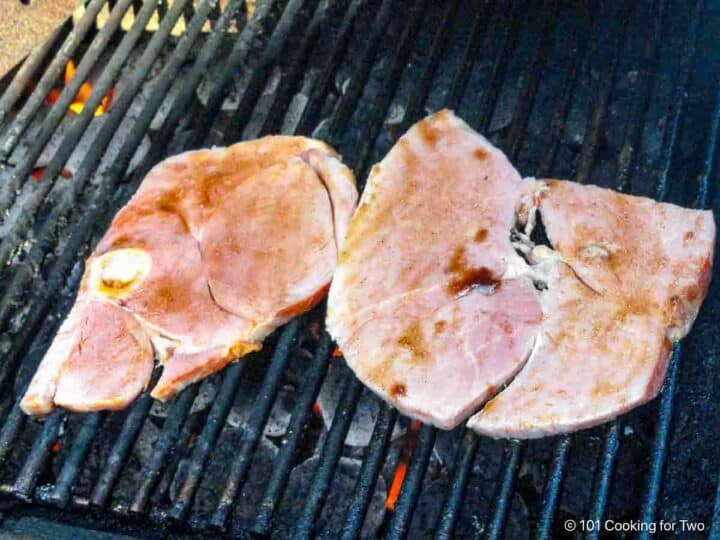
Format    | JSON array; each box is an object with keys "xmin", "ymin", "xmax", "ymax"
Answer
[
  {"xmin": 328, "ymin": 110, "xmax": 715, "ymax": 436},
  {"xmin": 468, "ymin": 180, "xmax": 715, "ymax": 438},
  {"xmin": 326, "ymin": 110, "xmax": 543, "ymax": 429},
  {"xmin": 21, "ymin": 136, "xmax": 357, "ymax": 414}
]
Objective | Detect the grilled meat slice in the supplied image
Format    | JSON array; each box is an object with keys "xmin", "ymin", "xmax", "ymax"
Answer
[
  {"xmin": 330, "ymin": 109, "xmax": 714, "ymax": 436},
  {"xmin": 326, "ymin": 110, "xmax": 542, "ymax": 429},
  {"xmin": 469, "ymin": 180, "xmax": 715, "ymax": 438},
  {"xmin": 21, "ymin": 136, "xmax": 357, "ymax": 414}
]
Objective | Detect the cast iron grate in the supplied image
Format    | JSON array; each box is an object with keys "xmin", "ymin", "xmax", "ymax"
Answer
[{"xmin": 0, "ymin": 0, "xmax": 719, "ymax": 538}]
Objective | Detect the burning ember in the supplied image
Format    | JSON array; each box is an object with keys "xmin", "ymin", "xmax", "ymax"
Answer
[
  {"xmin": 45, "ymin": 60, "xmax": 113, "ymax": 116},
  {"xmin": 385, "ymin": 420, "xmax": 422, "ymax": 511},
  {"xmin": 312, "ymin": 402, "xmax": 322, "ymax": 418},
  {"xmin": 31, "ymin": 166, "xmax": 72, "ymax": 182}
]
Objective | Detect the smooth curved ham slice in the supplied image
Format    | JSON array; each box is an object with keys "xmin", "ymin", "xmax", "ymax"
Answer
[
  {"xmin": 326, "ymin": 110, "xmax": 543, "ymax": 429},
  {"xmin": 21, "ymin": 136, "xmax": 357, "ymax": 415},
  {"xmin": 469, "ymin": 181, "xmax": 715, "ymax": 438}
]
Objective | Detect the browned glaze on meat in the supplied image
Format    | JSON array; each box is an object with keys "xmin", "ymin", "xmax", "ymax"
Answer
[
  {"xmin": 474, "ymin": 148, "xmax": 489, "ymax": 160},
  {"xmin": 445, "ymin": 246, "xmax": 499, "ymax": 295},
  {"xmin": 390, "ymin": 383, "xmax": 407, "ymax": 398},
  {"xmin": 474, "ymin": 228, "xmax": 488, "ymax": 242},
  {"xmin": 397, "ymin": 320, "xmax": 430, "ymax": 364}
]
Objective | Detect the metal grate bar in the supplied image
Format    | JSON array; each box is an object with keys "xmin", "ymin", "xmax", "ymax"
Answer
[
  {"xmin": 0, "ymin": 0, "xmax": 246, "ymax": 392},
  {"xmin": 0, "ymin": 0, "xmax": 106, "ymax": 158},
  {"xmin": 288, "ymin": 0, "xmax": 376, "ymax": 136},
  {"xmin": 0, "ymin": 0, "xmax": 136, "ymax": 229},
  {"xmin": 293, "ymin": 376, "xmax": 364, "ymax": 538},
  {"xmin": 41, "ymin": 412, "xmax": 104, "ymax": 508},
  {"xmin": 0, "ymin": 403, "xmax": 28, "ymax": 467},
  {"xmin": 0, "ymin": 0, "xmax": 187, "ymax": 271},
  {"xmin": 323, "ymin": 0, "xmax": 394, "ymax": 141},
  {"xmin": 585, "ymin": 3, "xmax": 703, "ymax": 531},
  {"xmin": 340, "ymin": 405, "xmax": 397, "ymax": 540},
  {"xmin": 586, "ymin": 422, "xmax": 621, "ymax": 540},
  {"xmin": 504, "ymin": 0, "xmax": 558, "ymax": 160},
  {"xmin": 209, "ymin": 319, "xmax": 301, "ymax": 530},
  {"xmin": 639, "ymin": 79, "xmax": 720, "ymax": 539},
  {"xmin": 197, "ymin": 0, "xmax": 310, "ymax": 148},
  {"xmin": 435, "ymin": 430, "xmax": 479, "ymax": 540},
  {"xmin": 442, "ymin": 1, "xmax": 494, "ymax": 112},
  {"xmin": 13, "ymin": 409, "xmax": 64, "ymax": 499},
  {"xmin": 167, "ymin": 362, "xmax": 247, "ymax": 521},
  {"xmin": 394, "ymin": 0, "xmax": 457, "ymax": 135},
  {"xmin": 347, "ymin": 0, "xmax": 429, "ymax": 178},
  {"xmin": 471, "ymin": 0, "xmax": 526, "ymax": 132},
  {"xmin": 614, "ymin": 0, "xmax": 666, "ymax": 193},
  {"xmin": 537, "ymin": 1, "xmax": 595, "ymax": 177},
  {"xmin": 533, "ymin": 2, "xmax": 666, "ymax": 533},
  {"xmin": 219, "ymin": 0, "xmax": 327, "ymax": 144},
  {"xmin": 574, "ymin": 1, "xmax": 631, "ymax": 184},
  {"xmin": 124, "ymin": 0, "xmax": 275, "ymax": 163},
  {"xmin": 251, "ymin": 0, "xmax": 355, "ymax": 139},
  {"xmin": 386, "ymin": 424, "xmax": 436, "ymax": 540},
  {"xmin": 0, "ymin": 262, "xmax": 81, "ymax": 467},
  {"xmin": 248, "ymin": 333, "xmax": 332, "ymax": 535},
  {"xmin": 486, "ymin": 440, "xmax": 522, "ymax": 540},
  {"xmin": 535, "ymin": 435, "xmax": 571, "ymax": 539},
  {"xmin": 0, "ymin": 24, "xmax": 68, "ymax": 128},
  {"xmin": 148, "ymin": 395, "xmax": 206, "ymax": 511},
  {"xmin": 637, "ymin": 346, "xmax": 681, "ymax": 538},
  {"xmin": 129, "ymin": 385, "xmax": 199, "ymax": 513},
  {"xmin": 90, "ymin": 394, "xmax": 153, "ymax": 506},
  {"xmin": 656, "ymin": 0, "xmax": 704, "ymax": 202}
]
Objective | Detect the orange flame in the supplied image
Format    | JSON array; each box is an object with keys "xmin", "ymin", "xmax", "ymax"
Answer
[
  {"xmin": 385, "ymin": 420, "xmax": 423, "ymax": 511},
  {"xmin": 31, "ymin": 166, "xmax": 73, "ymax": 182},
  {"xmin": 386, "ymin": 461, "xmax": 407, "ymax": 511},
  {"xmin": 332, "ymin": 346, "xmax": 343, "ymax": 358},
  {"xmin": 44, "ymin": 60, "xmax": 113, "ymax": 116},
  {"xmin": 312, "ymin": 402, "xmax": 322, "ymax": 418}
]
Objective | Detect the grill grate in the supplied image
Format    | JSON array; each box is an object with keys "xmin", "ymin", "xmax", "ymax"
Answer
[{"xmin": 0, "ymin": 0, "xmax": 719, "ymax": 538}]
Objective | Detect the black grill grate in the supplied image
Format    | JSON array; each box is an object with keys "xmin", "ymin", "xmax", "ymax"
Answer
[{"xmin": 0, "ymin": 0, "xmax": 719, "ymax": 538}]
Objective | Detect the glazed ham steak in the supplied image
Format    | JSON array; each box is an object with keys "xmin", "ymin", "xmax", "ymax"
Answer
[
  {"xmin": 326, "ymin": 110, "xmax": 544, "ymax": 429},
  {"xmin": 21, "ymin": 136, "xmax": 358, "ymax": 415},
  {"xmin": 327, "ymin": 110, "xmax": 715, "ymax": 436},
  {"xmin": 468, "ymin": 180, "xmax": 715, "ymax": 437}
]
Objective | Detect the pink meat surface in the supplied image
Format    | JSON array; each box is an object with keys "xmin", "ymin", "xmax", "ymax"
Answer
[
  {"xmin": 469, "ymin": 180, "xmax": 715, "ymax": 438},
  {"xmin": 330, "ymin": 110, "xmax": 714, "ymax": 437},
  {"xmin": 22, "ymin": 136, "xmax": 357, "ymax": 414},
  {"xmin": 326, "ymin": 110, "xmax": 543, "ymax": 429}
]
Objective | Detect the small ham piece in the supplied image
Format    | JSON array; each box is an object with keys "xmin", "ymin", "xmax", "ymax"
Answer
[
  {"xmin": 326, "ymin": 110, "xmax": 542, "ymax": 429},
  {"xmin": 468, "ymin": 180, "xmax": 715, "ymax": 438},
  {"xmin": 21, "ymin": 136, "xmax": 357, "ymax": 414}
]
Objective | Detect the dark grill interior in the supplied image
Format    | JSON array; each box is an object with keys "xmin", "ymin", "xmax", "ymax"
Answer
[{"xmin": 0, "ymin": 0, "xmax": 719, "ymax": 537}]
